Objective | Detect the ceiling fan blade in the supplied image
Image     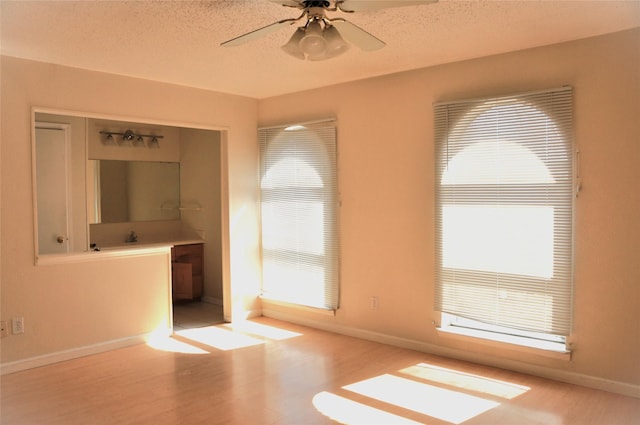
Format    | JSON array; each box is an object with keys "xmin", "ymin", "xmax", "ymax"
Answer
[
  {"xmin": 330, "ymin": 18, "xmax": 385, "ymax": 51},
  {"xmin": 338, "ymin": 0, "xmax": 437, "ymax": 12},
  {"xmin": 221, "ymin": 19, "xmax": 296, "ymax": 47},
  {"xmin": 268, "ymin": 0, "xmax": 304, "ymax": 7}
]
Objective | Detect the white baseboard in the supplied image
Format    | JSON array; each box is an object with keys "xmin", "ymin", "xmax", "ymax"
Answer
[
  {"xmin": 243, "ymin": 308, "xmax": 263, "ymax": 320},
  {"xmin": 0, "ymin": 331, "xmax": 168, "ymax": 376},
  {"xmin": 262, "ymin": 308, "xmax": 640, "ymax": 399},
  {"xmin": 5, "ymin": 310, "xmax": 638, "ymax": 399}
]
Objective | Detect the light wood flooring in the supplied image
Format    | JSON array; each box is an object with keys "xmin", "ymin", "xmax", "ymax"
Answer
[{"xmin": 2, "ymin": 317, "xmax": 639, "ymax": 425}]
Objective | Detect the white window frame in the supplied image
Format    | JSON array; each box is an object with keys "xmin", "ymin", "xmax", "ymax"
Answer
[
  {"xmin": 434, "ymin": 87, "xmax": 575, "ymax": 352},
  {"xmin": 258, "ymin": 120, "xmax": 340, "ymax": 311}
]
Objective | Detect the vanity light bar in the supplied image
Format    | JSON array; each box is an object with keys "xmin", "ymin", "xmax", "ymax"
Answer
[{"xmin": 99, "ymin": 130, "xmax": 164, "ymax": 147}]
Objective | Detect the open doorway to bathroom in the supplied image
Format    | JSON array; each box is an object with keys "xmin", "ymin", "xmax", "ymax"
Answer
[
  {"xmin": 172, "ymin": 127, "xmax": 228, "ymax": 330},
  {"xmin": 33, "ymin": 109, "xmax": 230, "ymax": 334}
]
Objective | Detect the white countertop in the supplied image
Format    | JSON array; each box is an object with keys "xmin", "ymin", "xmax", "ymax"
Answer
[{"xmin": 98, "ymin": 238, "xmax": 204, "ymax": 251}]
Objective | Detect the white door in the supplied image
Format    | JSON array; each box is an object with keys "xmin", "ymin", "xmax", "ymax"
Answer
[{"xmin": 35, "ymin": 124, "xmax": 71, "ymax": 255}]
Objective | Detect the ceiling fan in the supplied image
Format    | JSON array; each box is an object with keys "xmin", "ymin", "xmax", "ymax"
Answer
[{"xmin": 221, "ymin": 0, "xmax": 438, "ymax": 61}]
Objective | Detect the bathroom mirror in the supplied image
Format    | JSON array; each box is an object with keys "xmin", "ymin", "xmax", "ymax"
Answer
[{"xmin": 89, "ymin": 160, "xmax": 180, "ymax": 224}]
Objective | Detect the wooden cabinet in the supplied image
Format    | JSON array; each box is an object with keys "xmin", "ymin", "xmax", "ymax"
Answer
[{"xmin": 171, "ymin": 243, "xmax": 204, "ymax": 302}]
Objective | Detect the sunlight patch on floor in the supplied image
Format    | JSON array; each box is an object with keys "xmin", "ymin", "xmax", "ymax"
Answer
[
  {"xmin": 146, "ymin": 333, "xmax": 209, "ymax": 354},
  {"xmin": 343, "ymin": 374, "xmax": 500, "ymax": 424},
  {"xmin": 145, "ymin": 320, "xmax": 302, "ymax": 353},
  {"xmin": 399, "ymin": 363, "xmax": 530, "ymax": 399},
  {"xmin": 222, "ymin": 320, "xmax": 303, "ymax": 340},
  {"xmin": 175, "ymin": 326, "xmax": 266, "ymax": 351},
  {"xmin": 312, "ymin": 391, "xmax": 424, "ymax": 425}
]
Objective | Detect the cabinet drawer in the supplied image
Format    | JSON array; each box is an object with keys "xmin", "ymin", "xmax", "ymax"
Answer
[
  {"xmin": 171, "ymin": 243, "xmax": 204, "ymax": 301},
  {"xmin": 172, "ymin": 262, "xmax": 193, "ymax": 301}
]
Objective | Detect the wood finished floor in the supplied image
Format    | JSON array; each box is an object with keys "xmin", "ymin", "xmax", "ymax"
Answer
[{"xmin": 2, "ymin": 317, "xmax": 639, "ymax": 425}]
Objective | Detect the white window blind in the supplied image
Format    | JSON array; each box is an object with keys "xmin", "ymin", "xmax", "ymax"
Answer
[
  {"xmin": 259, "ymin": 121, "xmax": 339, "ymax": 310},
  {"xmin": 434, "ymin": 87, "xmax": 574, "ymax": 337}
]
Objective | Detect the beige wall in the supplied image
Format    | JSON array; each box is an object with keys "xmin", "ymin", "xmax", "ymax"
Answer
[
  {"xmin": 258, "ymin": 29, "xmax": 640, "ymax": 389},
  {"xmin": 0, "ymin": 56, "xmax": 261, "ymax": 364}
]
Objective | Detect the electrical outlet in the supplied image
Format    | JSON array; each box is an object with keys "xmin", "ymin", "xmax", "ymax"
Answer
[
  {"xmin": 12, "ymin": 317, "xmax": 24, "ymax": 335},
  {"xmin": 0, "ymin": 321, "xmax": 8, "ymax": 337},
  {"xmin": 370, "ymin": 296, "xmax": 379, "ymax": 310}
]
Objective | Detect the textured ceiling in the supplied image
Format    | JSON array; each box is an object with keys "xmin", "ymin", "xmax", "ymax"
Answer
[{"xmin": 1, "ymin": 0, "xmax": 639, "ymax": 99}]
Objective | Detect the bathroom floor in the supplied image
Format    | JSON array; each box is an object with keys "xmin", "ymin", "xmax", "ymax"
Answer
[{"xmin": 172, "ymin": 301, "xmax": 224, "ymax": 331}]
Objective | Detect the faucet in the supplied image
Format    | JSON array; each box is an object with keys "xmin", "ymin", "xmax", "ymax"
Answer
[{"xmin": 125, "ymin": 231, "xmax": 138, "ymax": 243}]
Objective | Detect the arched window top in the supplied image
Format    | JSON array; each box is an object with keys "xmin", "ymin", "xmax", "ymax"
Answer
[
  {"xmin": 261, "ymin": 130, "xmax": 330, "ymax": 189},
  {"xmin": 441, "ymin": 98, "xmax": 568, "ymax": 186},
  {"xmin": 442, "ymin": 139, "xmax": 555, "ymax": 185},
  {"xmin": 261, "ymin": 156, "xmax": 323, "ymax": 189}
]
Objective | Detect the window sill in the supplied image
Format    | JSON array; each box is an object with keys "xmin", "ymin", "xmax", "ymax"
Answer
[{"xmin": 437, "ymin": 325, "xmax": 571, "ymax": 361}]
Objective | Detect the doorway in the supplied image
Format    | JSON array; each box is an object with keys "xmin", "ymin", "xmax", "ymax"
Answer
[
  {"xmin": 33, "ymin": 109, "xmax": 232, "ymax": 334},
  {"xmin": 172, "ymin": 127, "xmax": 228, "ymax": 329}
]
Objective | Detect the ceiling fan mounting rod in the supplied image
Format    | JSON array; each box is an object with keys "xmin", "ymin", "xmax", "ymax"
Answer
[{"xmin": 306, "ymin": 7, "xmax": 328, "ymax": 20}]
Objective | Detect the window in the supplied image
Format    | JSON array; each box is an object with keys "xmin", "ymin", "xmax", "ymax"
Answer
[
  {"xmin": 259, "ymin": 121, "xmax": 339, "ymax": 310},
  {"xmin": 434, "ymin": 87, "xmax": 574, "ymax": 348}
]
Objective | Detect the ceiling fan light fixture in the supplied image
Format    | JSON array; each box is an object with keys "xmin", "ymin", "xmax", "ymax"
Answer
[
  {"xmin": 281, "ymin": 27, "xmax": 306, "ymax": 59},
  {"xmin": 322, "ymin": 25, "xmax": 349, "ymax": 59},
  {"xmin": 299, "ymin": 21, "xmax": 326, "ymax": 56},
  {"xmin": 223, "ymin": 0, "xmax": 439, "ymax": 59}
]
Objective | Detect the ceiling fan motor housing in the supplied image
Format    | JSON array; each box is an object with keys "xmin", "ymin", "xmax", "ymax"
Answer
[{"xmin": 303, "ymin": 1, "xmax": 331, "ymax": 8}]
